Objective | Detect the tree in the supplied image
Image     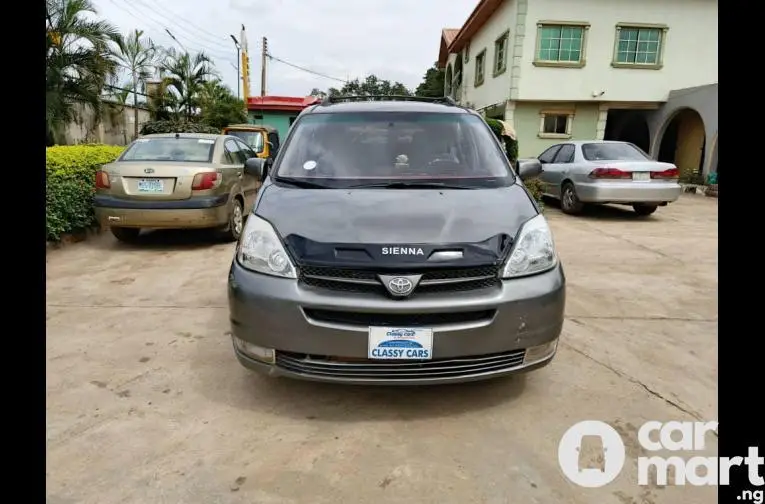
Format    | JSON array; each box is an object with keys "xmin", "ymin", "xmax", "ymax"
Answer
[
  {"xmin": 160, "ymin": 48, "xmax": 217, "ymax": 120},
  {"xmin": 313, "ymin": 74, "xmax": 412, "ymax": 98},
  {"xmin": 199, "ymin": 80, "xmax": 247, "ymax": 129},
  {"xmin": 309, "ymin": 88, "xmax": 326, "ymax": 98},
  {"xmin": 111, "ymin": 29, "xmax": 157, "ymax": 139},
  {"xmin": 46, "ymin": 0, "xmax": 119, "ymax": 145},
  {"xmin": 415, "ymin": 62, "xmax": 445, "ymax": 98},
  {"xmin": 146, "ymin": 77, "xmax": 178, "ymax": 121}
]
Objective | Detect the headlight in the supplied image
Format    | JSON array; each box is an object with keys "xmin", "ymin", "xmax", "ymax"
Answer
[
  {"xmin": 236, "ymin": 215, "xmax": 297, "ymax": 278},
  {"xmin": 502, "ymin": 214, "xmax": 557, "ymax": 278}
]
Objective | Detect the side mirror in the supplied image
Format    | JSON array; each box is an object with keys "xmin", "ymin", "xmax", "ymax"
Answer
[
  {"xmin": 244, "ymin": 157, "xmax": 267, "ymax": 181},
  {"xmin": 518, "ymin": 159, "xmax": 543, "ymax": 180}
]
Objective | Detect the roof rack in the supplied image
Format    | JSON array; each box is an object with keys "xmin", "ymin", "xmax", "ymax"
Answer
[{"xmin": 320, "ymin": 95, "xmax": 458, "ymax": 106}]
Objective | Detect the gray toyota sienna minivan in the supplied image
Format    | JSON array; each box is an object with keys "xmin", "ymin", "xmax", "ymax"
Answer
[{"xmin": 228, "ymin": 96, "xmax": 566, "ymax": 385}]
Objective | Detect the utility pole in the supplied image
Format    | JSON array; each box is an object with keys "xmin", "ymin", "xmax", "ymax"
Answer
[
  {"xmin": 261, "ymin": 37, "xmax": 268, "ymax": 97},
  {"xmin": 230, "ymin": 34, "xmax": 241, "ymax": 99}
]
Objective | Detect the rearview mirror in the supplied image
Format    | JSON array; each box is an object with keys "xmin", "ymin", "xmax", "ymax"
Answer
[
  {"xmin": 244, "ymin": 157, "xmax": 267, "ymax": 181},
  {"xmin": 518, "ymin": 159, "xmax": 543, "ymax": 180}
]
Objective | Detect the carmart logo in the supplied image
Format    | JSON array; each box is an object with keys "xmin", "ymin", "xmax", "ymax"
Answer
[
  {"xmin": 558, "ymin": 420, "xmax": 626, "ymax": 488},
  {"xmin": 558, "ymin": 419, "xmax": 765, "ymax": 492}
]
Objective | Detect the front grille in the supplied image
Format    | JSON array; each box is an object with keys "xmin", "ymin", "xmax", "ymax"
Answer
[
  {"xmin": 303, "ymin": 308, "xmax": 496, "ymax": 328},
  {"xmin": 298, "ymin": 264, "xmax": 501, "ymax": 296},
  {"xmin": 275, "ymin": 349, "xmax": 527, "ymax": 381}
]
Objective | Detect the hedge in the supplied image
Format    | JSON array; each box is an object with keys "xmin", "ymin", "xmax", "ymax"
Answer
[
  {"xmin": 140, "ymin": 120, "xmax": 220, "ymax": 135},
  {"xmin": 46, "ymin": 144, "xmax": 125, "ymax": 241},
  {"xmin": 484, "ymin": 117, "xmax": 542, "ymax": 208}
]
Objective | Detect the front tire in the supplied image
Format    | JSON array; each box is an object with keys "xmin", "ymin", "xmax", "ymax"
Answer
[
  {"xmin": 561, "ymin": 182, "xmax": 585, "ymax": 215},
  {"xmin": 218, "ymin": 198, "xmax": 244, "ymax": 242},
  {"xmin": 633, "ymin": 204, "xmax": 658, "ymax": 216},
  {"xmin": 110, "ymin": 227, "xmax": 141, "ymax": 243}
]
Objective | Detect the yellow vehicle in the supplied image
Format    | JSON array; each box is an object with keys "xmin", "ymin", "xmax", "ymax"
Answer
[{"xmin": 222, "ymin": 124, "xmax": 280, "ymax": 160}]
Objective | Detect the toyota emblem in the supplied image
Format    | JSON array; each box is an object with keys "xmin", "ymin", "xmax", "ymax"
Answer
[{"xmin": 388, "ymin": 277, "xmax": 414, "ymax": 296}]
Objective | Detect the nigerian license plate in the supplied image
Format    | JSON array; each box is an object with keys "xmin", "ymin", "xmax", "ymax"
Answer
[
  {"xmin": 632, "ymin": 172, "xmax": 650, "ymax": 182},
  {"xmin": 368, "ymin": 327, "xmax": 433, "ymax": 360},
  {"xmin": 138, "ymin": 178, "xmax": 164, "ymax": 193}
]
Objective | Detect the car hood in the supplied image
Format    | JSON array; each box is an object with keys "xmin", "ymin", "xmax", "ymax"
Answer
[{"xmin": 254, "ymin": 183, "xmax": 538, "ymax": 267}]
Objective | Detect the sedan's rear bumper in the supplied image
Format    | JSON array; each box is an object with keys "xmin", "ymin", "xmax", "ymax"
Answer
[
  {"xmin": 575, "ymin": 181, "xmax": 682, "ymax": 204},
  {"xmin": 94, "ymin": 194, "xmax": 229, "ymax": 229}
]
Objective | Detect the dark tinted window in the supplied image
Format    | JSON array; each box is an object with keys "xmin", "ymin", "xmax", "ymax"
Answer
[
  {"xmin": 120, "ymin": 137, "xmax": 215, "ymax": 163},
  {"xmin": 582, "ymin": 142, "xmax": 649, "ymax": 161},
  {"xmin": 268, "ymin": 132, "xmax": 280, "ymax": 151},
  {"xmin": 553, "ymin": 144, "xmax": 575, "ymax": 163},
  {"xmin": 275, "ymin": 112, "xmax": 513, "ymax": 188},
  {"xmin": 538, "ymin": 145, "xmax": 561, "ymax": 164}
]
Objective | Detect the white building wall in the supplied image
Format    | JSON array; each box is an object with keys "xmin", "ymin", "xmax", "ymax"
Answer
[
  {"xmin": 459, "ymin": 0, "xmax": 518, "ymax": 110},
  {"xmin": 517, "ymin": 0, "xmax": 718, "ymax": 102}
]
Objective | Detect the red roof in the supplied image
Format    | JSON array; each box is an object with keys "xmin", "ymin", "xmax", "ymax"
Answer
[
  {"xmin": 247, "ymin": 95, "xmax": 321, "ymax": 112},
  {"xmin": 438, "ymin": 28, "xmax": 461, "ymax": 68}
]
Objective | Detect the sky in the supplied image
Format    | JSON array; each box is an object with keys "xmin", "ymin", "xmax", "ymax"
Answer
[{"xmin": 91, "ymin": 0, "xmax": 477, "ymax": 98}]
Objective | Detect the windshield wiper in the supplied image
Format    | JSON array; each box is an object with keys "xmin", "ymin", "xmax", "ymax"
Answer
[
  {"xmin": 273, "ymin": 177, "xmax": 328, "ymax": 189},
  {"xmin": 348, "ymin": 181, "xmax": 474, "ymax": 190}
]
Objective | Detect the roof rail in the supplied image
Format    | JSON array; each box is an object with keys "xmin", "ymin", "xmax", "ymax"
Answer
[{"xmin": 320, "ymin": 95, "xmax": 458, "ymax": 106}]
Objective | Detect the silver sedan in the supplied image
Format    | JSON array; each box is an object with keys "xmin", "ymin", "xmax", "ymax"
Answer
[{"xmin": 530, "ymin": 140, "xmax": 682, "ymax": 216}]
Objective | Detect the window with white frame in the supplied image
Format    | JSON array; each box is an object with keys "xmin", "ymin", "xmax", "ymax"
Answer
[{"xmin": 539, "ymin": 111, "xmax": 574, "ymax": 138}]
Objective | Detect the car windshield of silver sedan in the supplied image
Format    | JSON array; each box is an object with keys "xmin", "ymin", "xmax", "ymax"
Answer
[
  {"xmin": 582, "ymin": 142, "xmax": 650, "ymax": 161},
  {"xmin": 274, "ymin": 112, "xmax": 514, "ymax": 189},
  {"xmin": 120, "ymin": 137, "xmax": 215, "ymax": 163}
]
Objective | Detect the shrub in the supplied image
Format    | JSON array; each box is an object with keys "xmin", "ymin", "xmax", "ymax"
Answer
[
  {"xmin": 484, "ymin": 117, "xmax": 539, "ymax": 207},
  {"xmin": 140, "ymin": 120, "xmax": 220, "ymax": 135},
  {"xmin": 46, "ymin": 144, "xmax": 125, "ymax": 241}
]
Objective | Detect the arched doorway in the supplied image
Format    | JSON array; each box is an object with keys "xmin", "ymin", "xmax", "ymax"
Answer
[
  {"xmin": 657, "ymin": 108, "xmax": 706, "ymax": 182},
  {"xmin": 445, "ymin": 64, "xmax": 453, "ymax": 97}
]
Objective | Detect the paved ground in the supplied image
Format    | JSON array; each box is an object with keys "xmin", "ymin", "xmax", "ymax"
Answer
[{"xmin": 46, "ymin": 195, "xmax": 718, "ymax": 504}]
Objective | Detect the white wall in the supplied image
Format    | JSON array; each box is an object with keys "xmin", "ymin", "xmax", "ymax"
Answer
[
  {"xmin": 61, "ymin": 102, "xmax": 150, "ymax": 146},
  {"xmin": 518, "ymin": 0, "xmax": 718, "ymax": 102},
  {"xmin": 446, "ymin": 0, "xmax": 517, "ymax": 110}
]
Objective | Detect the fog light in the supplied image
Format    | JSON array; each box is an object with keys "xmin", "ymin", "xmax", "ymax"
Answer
[
  {"xmin": 524, "ymin": 340, "xmax": 558, "ymax": 364},
  {"xmin": 233, "ymin": 336, "xmax": 275, "ymax": 364}
]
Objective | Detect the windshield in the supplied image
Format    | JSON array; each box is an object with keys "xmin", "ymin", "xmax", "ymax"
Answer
[
  {"xmin": 274, "ymin": 112, "xmax": 513, "ymax": 188},
  {"xmin": 227, "ymin": 130, "xmax": 264, "ymax": 152},
  {"xmin": 582, "ymin": 142, "xmax": 649, "ymax": 161},
  {"xmin": 120, "ymin": 137, "xmax": 215, "ymax": 163}
]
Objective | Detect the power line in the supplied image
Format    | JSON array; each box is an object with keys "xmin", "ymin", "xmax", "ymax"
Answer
[
  {"xmin": 105, "ymin": 0, "xmax": 238, "ymax": 64},
  {"xmin": 267, "ymin": 54, "xmax": 348, "ymax": 84},
  {"xmin": 128, "ymin": 0, "xmax": 232, "ymax": 52}
]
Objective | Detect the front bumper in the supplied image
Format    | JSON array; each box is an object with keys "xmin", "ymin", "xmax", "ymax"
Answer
[
  {"xmin": 93, "ymin": 194, "xmax": 229, "ymax": 229},
  {"xmin": 575, "ymin": 181, "xmax": 682, "ymax": 204},
  {"xmin": 228, "ymin": 260, "xmax": 566, "ymax": 385}
]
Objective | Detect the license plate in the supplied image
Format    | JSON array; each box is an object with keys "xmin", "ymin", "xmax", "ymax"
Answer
[
  {"xmin": 632, "ymin": 172, "xmax": 650, "ymax": 181},
  {"xmin": 368, "ymin": 327, "xmax": 433, "ymax": 360},
  {"xmin": 138, "ymin": 179, "xmax": 164, "ymax": 192}
]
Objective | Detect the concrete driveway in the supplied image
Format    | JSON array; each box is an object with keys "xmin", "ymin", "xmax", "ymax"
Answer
[{"xmin": 46, "ymin": 195, "xmax": 718, "ymax": 504}]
